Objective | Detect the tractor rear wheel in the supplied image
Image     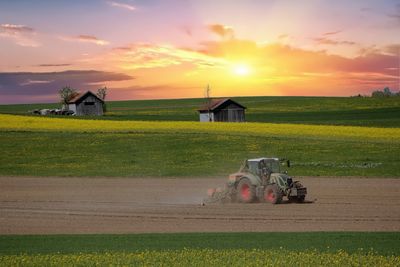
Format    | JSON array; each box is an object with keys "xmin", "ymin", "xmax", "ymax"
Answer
[
  {"xmin": 236, "ymin": 178, "xmax": 256, "ymax": 203},
  {"xmin": 264, "ymin": 184, "xmax": 283, "ymax": 204}
]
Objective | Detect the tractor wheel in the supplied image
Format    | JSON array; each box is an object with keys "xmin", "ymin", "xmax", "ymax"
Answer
[
  {"xmin": 264, "ymin": 184, "xmax": 283, "ymax": 204},
  {"xmin": 236, "ymin": 179, "xmax": 256, "ymax": 203}
]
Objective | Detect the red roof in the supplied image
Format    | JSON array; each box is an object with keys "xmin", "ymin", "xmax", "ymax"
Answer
[
  {"xmin": 67, "ymin": 91, "xmax": 104, "ymax": 104},
  {"xmin": 198, "ymin": 98, "xmax": 246, "ymax": 112},
  {"xmin": 67, "ymin": 93, "xmax": 83, "ymax": 103}
]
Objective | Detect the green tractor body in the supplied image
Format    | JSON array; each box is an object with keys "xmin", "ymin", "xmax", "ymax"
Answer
[{"xmin": 208, "ymin": 158, "xmax": 307, "ymax": 204}]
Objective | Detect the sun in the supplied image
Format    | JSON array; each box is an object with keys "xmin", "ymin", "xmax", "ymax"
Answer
[{"xmin": 233, "ymin": 64, "xmax": 251, "ymax": 76}]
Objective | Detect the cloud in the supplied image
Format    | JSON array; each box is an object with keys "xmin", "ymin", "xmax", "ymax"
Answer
[
  {"xmin": 0, "ymin": 23, "xmax": 40, "ymax": 47},
  {"xmin": 313, "ymin": 37, "xmax": 356, "ymax": 46},
  {"xmin": 313, "ymin": 31, "xmax": 356, "ymax": 46},
  {"xmin": 108, "ymin": 43, "xmax": 228, "ymax": 70},
  {"xmin": 387, "ymin": 12, "xmax": 400, "ymax": 21},
  {"xmin": 207, "ymin": 24, "xmax": 234, "ymax": 39},
  {"xmin": 20, "ymin": 79, "xmax": 54, "ymax": 86},
  {"xmin": 323, "ymin": 30, "xmax": 342, "ymax": 36},
  {"xmin": 59, "ymin": 35, "xmax": 110, "ymax": 46},
  {"xmin": 0, "ymin": 70, "xmax": 134, "ymax": 103},
  {"xmin": 107, "ymin": 1, "xmax": 136, "ymax": 11},
  {"xmin": 194, "ymin": 37, "xmax": 398, "ymax": 91},
  {"xmin": 0, "ymin": 24, "xmax": 34, "ymax": 33},
  {"xmin": 197, "ymin": 39, "xmax": 258, "ymax": 59},
  {"xmin": 263, "ymin": 43, "xmax": 397, "ymax": 75},
  {"xmin": 36, "ymin": 63, "xmax": 72, "ymax": 67},
  {"xmin": 109, "ymin": 85, "xmax": 198, "ymax": 100},
  {"xmin": 384, "ymin": 44, "xmax": 400, "ymax": 56}
]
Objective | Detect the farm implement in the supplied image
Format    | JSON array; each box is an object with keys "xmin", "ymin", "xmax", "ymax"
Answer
[{"xmin": 206, "ymin": 158, "xmax": 307, "ymax": 204}]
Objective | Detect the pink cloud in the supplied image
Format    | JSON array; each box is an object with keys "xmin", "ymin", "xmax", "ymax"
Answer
[
  {"xmin": 0, "ymin": 23, "xmax": 40, "ymax": 47},
  {"xmin": 313, "ymin": 36, "xmax": 356, "ymax": 46},
  {"xmin": 323, "ymin": 30, "xmax": 342, "ymax": 36},
  {"xmin": 59, "ymin": 35, "xmax": 110, "ymax": 46},
  {"xmin": 107, "ymin": 1, "xmax": 136, "ymax": 11}
]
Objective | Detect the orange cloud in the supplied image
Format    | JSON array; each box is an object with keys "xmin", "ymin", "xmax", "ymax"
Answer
[
  {"xmin": 384, "ymin": 44, "xmax": 400, "ymax": 55},
  {"xmin": 74, "ymin": 29, "xmax": 399, "ymax": 98},
  {"xmin": 105, "ymin": 43, "xmax": 228, "ymax": 70},
  {"xmin": 207, "ymin": 24, "xmax": 234, "ymax": 39},
  {"xmin": 191, "ymin": 36, "xmax": 398, "ymax": 95}
]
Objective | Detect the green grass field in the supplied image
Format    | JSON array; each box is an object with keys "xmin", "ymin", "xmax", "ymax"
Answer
[
  {"xmin": 1, "ymin": 232, "xmax": 399, "ymax": 255},
  {"xmin": 1, "ymin": 233, "xmax": 399, "ymax": 266},
  {"xmin": 1, "ymin": 114, "xmax": 399, "ymax": 177},
  {"xmin": 1, "ymin": 96, "xmax": 399, "ymax": 127}
]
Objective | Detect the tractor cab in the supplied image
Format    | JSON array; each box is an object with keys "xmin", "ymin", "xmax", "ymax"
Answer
[{"xmin": 247, "ymin": 158, "xmax": 281, "ymax": 175}]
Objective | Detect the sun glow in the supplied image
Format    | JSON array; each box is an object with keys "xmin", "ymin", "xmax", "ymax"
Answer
[{"xmin": 233, "ymin": 64, "xmax": 251, "ymax": 76}]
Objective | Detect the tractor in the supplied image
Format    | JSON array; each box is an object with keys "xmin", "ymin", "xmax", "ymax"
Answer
[{"xmin": 206, "ymin": 158, "xmax": 307, "ymax": 204}]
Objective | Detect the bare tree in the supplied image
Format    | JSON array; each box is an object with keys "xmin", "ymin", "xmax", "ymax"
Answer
[
  {"xmin": 205, "ymin": 84, "xmax": 212, "ymax": 121},
  {"xmin": 97, "ymin": 86, "xmax": 108, "ymax": 112},
  {"xmin": 59, "ymin": 86, "xmax": 78, "ymax": 110}
]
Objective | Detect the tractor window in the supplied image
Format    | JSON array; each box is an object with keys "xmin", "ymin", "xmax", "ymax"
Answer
[{"xmin": 268, "ymin": 161, "xmax": 280, "ymax": 173}]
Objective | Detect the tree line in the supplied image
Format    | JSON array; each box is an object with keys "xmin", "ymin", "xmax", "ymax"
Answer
[{"xmin": 371, "ymin": 87, "xmax": 400, "ymax": 97}]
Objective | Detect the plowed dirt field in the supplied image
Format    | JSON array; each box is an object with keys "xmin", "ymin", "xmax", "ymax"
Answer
[{"xmin": 1, "ymin": 177, "xmax": 399, "ymax": 234}]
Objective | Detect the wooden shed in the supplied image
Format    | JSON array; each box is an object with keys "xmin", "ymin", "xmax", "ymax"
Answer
[
  {"xmin": 67, "ymin": 91, "xmax": 104, "ymax": 116},
  {"xmin": 198, "ymin": 98, "xmax": 246, "ymax": 122}
]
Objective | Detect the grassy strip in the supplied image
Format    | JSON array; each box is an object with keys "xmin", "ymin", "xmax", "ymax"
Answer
[
  {"xmin": 1, "ymin": 249, "xmax": 399, "ymax": 266},
  {"xmin": 1, "ymin": 131, "xmax": 399, "ymax": 177},
  {"xmin": 0, "ymin": 232, "xmax": 399, "ymax": 256},
  {"xmin": 1, "ymin": 96, "xmax": 400, "ymax": 127},
  {"xmin": 1, "ymin": 114, "xmax": 399, "ymax": 142}
]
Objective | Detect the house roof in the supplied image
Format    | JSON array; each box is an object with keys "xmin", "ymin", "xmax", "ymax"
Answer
[
  {"xmin": 67, "ymin": 91, "xmax": 104, "ymax": 104},
  {"xmin": 198, "ymin": 98, "xmax": 246, "ymax": 112}
]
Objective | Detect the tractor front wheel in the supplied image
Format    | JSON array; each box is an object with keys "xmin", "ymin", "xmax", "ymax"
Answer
[
  {"xmin": 236, "ymin": 178, "xmax": 256, "ymax": 203},
  {"xmin": 264, "ymin": 184, "xmax": 283, "ymax": 204}
]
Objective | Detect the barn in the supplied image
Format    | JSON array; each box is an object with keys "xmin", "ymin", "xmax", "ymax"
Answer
[
  {"xmin": 67, "ymin": 91, "xmax": 104, "ymax": 116},
  {"xmin": 198, "ymin": 98, "xmax": 246, "ymax": 122}
]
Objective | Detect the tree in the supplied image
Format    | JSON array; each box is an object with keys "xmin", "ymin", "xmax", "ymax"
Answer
[
  {"xmin": 59, "ymin": 86, "xmax": 78, "ymax": 110},
  {"xmin": 371, "ymin": 87, "xmax": 397, "ymax": 98},
  {"xmin": 96, "ymin": 86, "xmax": 107, "ymax": 113},
  {"xmin": 204, "ymin": 84, "xmax": 212, "ymax": 121},
  {"xmin": 383, "ymin": 87, "xmax": 393, "ymax": 97},
  {"xmin": 371, "ymin": 90, "xmax": 384, "ymax": 97}
]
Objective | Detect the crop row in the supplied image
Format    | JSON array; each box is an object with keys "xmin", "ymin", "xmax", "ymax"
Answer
[
  {"xmin": 1, "ymin": 249, "xmax": 399, "ymax": 267},
  {"xmin": 1, "ymin": 114, "xmax": 399, "ymax": 142}
]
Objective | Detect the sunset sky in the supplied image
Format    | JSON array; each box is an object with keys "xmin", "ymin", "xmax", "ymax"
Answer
[{"xmin": 0, "ymin": 0, "xmax": 399, "ymax": 104}]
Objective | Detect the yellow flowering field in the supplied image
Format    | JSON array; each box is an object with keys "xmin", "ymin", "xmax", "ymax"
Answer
[
  {"xmin": 1, "ymin": 249, "xmax": 399, "ymax": 267},
  {"xmin": 1, "ymin": 114, "xmax": 399, "ymax": 142}
]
